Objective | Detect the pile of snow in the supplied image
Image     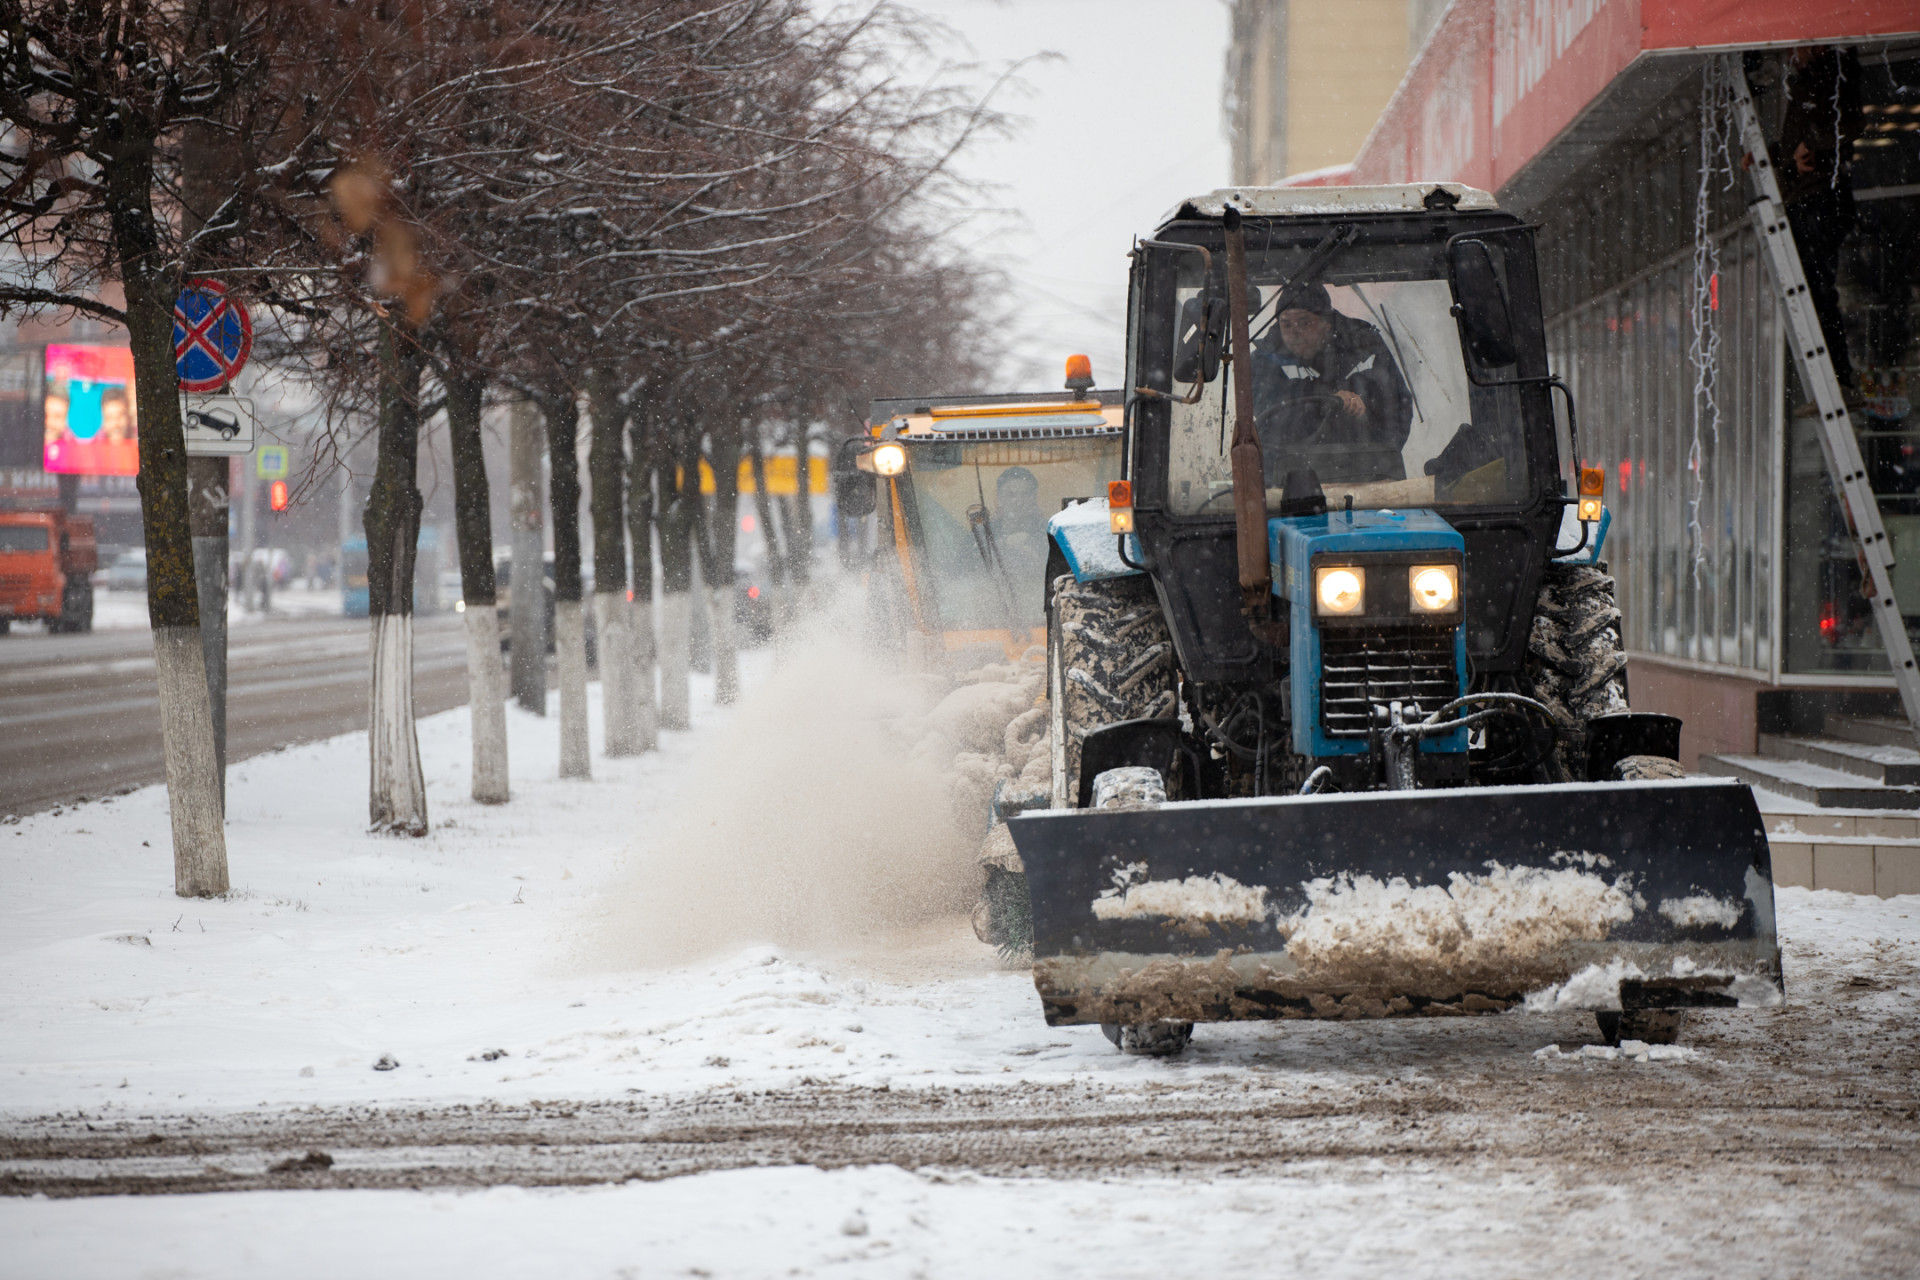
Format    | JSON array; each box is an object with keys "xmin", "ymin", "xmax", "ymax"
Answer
[
  {"xmin": 1281, "ymin": 864, "xmax": 1639, "ymax": 967},
  {"xmin": 1533, "ymin": 1041, "xmax": 1697, "ymax": 1064},
  {"xmin": 1093, "ymin": 867, "xmax": 1269, "ymax": 925}
]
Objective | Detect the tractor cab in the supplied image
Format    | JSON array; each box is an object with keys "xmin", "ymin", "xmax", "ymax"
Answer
[
  {"xmin": 851, "ymin": 360, "xmax": 1124, "ymax": 666},
  {"xmin": 1123, "ymin": 184, "xmax": 1568, "ymax": 686}
]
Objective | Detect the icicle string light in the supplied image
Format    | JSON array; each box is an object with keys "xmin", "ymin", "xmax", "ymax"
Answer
[{"xmin": 1688, "ymin": 60, "xmax": 1740, "ymax": 599}]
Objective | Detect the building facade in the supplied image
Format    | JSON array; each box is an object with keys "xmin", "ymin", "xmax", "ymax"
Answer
[
  {"xmin": 1222, "ymin": 0, "xmax": 1451, "ymax": 185},
  {"xmin": 1273, "ymin": 0, "xmax": 1920, "ymax": 766}
]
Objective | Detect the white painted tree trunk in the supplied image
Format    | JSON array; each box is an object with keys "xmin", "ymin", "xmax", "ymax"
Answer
[
  {"xmin": 152, "ymin": 626, "xmax": 229, "ymax": 896},
  {"xmin": 595, "ymin": 592, "xmax": 639, "ymax": 755},
  {"xmin": 709, "ymin": 584, "xmax": 739, "ymax": 704},
  {"xmin": 628, "ymin": 596, "xmax": 659, "ymax": 750},
  {"xmin": 369, "ymin": 613, "xmax": 429, "ymax": 834},
  {"xmin": 463, "ymin": 604, "xmax": 509, "ymax": 803},
  {"xmin": 555, "ymin": 600, "xmax": 591, "ymax": 778},
  {"xmin": 659, "ymin": 589, "xmax": 692, "ymax": 730}
]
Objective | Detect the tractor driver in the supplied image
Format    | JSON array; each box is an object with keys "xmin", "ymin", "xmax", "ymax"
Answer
[
  {"xmin": 1251, "ymin": 283, "xmax": 1413, "ymax": 485},
  {"xmin": 990, "ymin": 466, "xmax": 1051, "ymax": 601}
]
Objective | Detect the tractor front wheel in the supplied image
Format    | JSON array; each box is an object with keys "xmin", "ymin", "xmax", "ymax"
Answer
[
  {"xmin": 1048, "ymin": 573, "xmax": 1177, "ymax": 809},
  {"xmin": 1523, "ymin": 561, "xmax": 1629, "ymax": 779},
  {"xmin": 1101, "ymin": 1020, "xmax": 1194, "ymax": 1057}
]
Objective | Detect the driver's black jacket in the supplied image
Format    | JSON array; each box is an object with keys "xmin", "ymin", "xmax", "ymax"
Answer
[{"xmin": 1249, "ymin": 312, "xmax": 1413, "ymax": 485}]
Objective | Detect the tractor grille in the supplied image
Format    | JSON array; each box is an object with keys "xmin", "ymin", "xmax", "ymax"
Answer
[
  {"xmin": 1319, "ymin": 627, "xmax": 1459, "ymax": 739},
  {"xmin": 0, "ymin": 574, "xmax": 31, "ymax": 590}
]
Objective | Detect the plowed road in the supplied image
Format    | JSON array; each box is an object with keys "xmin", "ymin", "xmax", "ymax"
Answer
[
  {"xmin": 0, "ymin": 614, "xmax": 471, "ymax": 816},
  {"xmin": 5, "ymin": 993, "xmax": 1918, "ymax": 1276}
]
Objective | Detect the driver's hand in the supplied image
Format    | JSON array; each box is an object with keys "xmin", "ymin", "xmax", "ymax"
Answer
[
  {"xmin": 1334, "ymin": 390, "xmax": 1366, "ymax": 418},
  {"xmin": 1793, "ymin": 142, "xmax": 1814, "ymax": 174}
]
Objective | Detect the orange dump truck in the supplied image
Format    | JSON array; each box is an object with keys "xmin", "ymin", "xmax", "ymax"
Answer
[{"xmin": 0, "ymin": 508, "xmax": 96, "ymax": 634}]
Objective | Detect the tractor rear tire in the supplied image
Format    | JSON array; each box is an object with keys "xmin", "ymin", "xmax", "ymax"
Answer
[
  {"xmin": 1048, "ymin": 573, "xmax": 1178, "ymax": 810},
  {"xmin": 1523, "ymin": 561, "xmax": 1629, "ymax": 779}
]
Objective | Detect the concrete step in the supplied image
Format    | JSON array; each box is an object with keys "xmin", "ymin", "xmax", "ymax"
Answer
[
  {"xmin": 1757, "ymin": 732, "xmax": 1920, "ymax": 786},
  {"xmin": 1696, "ymin": 753, "xmax": 1920, "ymax": 810},
  {"xmin": 1757, "ymin": 832, "xmax": 1920, "ymax": 896},
  {"xmin": 1824, "ymin": 714, "xmax": 1918, "ymax": 750},
  {"xmin": 1758, "ymin": 806, "xmax": 1920, "ymax": 841},
  {"xmin": 1747, "ymin": 786, "xmax": 1920, "ymax": 895}
]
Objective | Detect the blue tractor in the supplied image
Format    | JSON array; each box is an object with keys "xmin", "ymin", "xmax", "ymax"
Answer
[{"xmin": 993, "ymin": 183, "xmax": 1782, "ymax": 1056}]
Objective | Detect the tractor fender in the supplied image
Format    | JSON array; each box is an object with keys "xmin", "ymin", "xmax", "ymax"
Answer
[
  {"xmin": 1047, "ymin": 498, "xmax": 1144, "ymax": 585},
  {"xmin": 1552, "ymin": 502, "xmax": 1610, "ymax": 564}
]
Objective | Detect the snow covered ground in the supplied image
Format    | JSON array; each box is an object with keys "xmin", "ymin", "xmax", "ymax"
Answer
[{"xmin": 2, "ymin": 639, "xmax": 1918, "ymax": 1277}]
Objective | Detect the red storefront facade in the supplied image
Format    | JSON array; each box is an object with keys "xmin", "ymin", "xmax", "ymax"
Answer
[{"xmin": 1301, "ymin": 0, "xmax": 1920, "ymax": 767}]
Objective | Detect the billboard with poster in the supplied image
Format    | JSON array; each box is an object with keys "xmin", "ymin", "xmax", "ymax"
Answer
[{"xmin": 43, "ymin": 344, "xmax": 138, "ymax": 476}]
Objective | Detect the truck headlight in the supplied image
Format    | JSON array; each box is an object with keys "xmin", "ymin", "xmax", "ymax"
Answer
[
  {"xmin": 868, "ymin": 443, "xmax": 907, "ymax": 477},
  {"xmin": 1315, "ymin": 566, "xmax": 1365, "ymax": 616},
  {"xmin": 1409, "ymin": 565, "xmax": 1458, "ymax": 613}
]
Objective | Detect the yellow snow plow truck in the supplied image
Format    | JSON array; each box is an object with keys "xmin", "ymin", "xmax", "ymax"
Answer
[
  {"xmin": 845, "ymin": 358, "xmax": 1124, "ymax": 668},
  {"xmin": 948, "ymin": 184, "xmax": 1782, "ymax": 1056}
]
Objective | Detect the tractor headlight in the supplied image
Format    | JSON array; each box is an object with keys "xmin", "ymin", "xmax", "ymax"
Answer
[
  {"xmin": 1315, "ymin": 566, "xmax": 1365, "ymax": 616},
  {"xmin": 1409, "ymin": 565, "xmax": 1458, "ymax": 613},
  {"xmin": 869, "ymin": 442, "xmax": 908, "ymax": 477}
]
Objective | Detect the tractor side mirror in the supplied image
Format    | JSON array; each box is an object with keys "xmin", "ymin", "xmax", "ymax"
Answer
[
  {"xmin": 1448, "ymin": 239, "xmax": 1517, "ymax": 369},
  {"xmin": 832, "ymin": 437, "xmax": 878, "ymax": 518},
  {"xmin": 1172, "ymin": 294, "xmax": 1228, "ymax": 385}
]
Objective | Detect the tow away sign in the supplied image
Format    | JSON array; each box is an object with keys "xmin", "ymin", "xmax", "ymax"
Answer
[{"xmin": 182, "ymin": 396, "xmax": 257, "ymax": 456}]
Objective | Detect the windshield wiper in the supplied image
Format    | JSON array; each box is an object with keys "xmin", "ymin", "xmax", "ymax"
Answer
[
  {"xmin": 968, "ymin": 459, "xmax": 1027, "ymax": 633},
  {"xmin": 1249, "ymin": 222, "xmax": 1358, "ymax": 345}
]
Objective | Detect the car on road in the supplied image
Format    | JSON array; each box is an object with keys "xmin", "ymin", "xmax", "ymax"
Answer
[{"xmin": 102, "ymin": 549, "xmax": 146, "ymax": 592}]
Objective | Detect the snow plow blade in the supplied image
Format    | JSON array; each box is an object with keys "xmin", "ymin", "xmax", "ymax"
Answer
[{"xmin": 1007, "ymin": 778, "xmax": 1783, "ymax": 1026}]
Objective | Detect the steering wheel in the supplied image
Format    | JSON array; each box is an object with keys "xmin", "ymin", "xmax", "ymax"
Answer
[
  {"xmin": 1287, "ymin": 392, "xmax": 1349, "ymax": 423},
  {"xmin": 1255, "ymin": 393, "xmax": 1351, "ymax": 452}
]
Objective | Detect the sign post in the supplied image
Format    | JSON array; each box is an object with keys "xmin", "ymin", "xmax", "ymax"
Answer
[{"xmin": 174, "ymin": 280, "xmax": 253, "ymax": 810}]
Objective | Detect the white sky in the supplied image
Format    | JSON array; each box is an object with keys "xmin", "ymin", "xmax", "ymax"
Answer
[{"xmin": 904, "ymin": 0, "xmax": 1232, "ymax": 391}]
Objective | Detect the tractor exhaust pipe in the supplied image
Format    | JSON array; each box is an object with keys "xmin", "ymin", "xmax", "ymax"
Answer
[{"xmin": 1221, "ymin": 204, "xmax": 1272, "ymax": 626}]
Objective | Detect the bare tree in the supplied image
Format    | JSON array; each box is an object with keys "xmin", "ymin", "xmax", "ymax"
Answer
[
  {"xmin": 442, "ymin": 359, "xmax": 509, "ymax": 802},
  {"xmin": 0, "ymin": 2, "xmax": 321, "ymax": 893},
  {"xmin": 365, "ymin": 317, "xmax": 430, "ymax": 832},
  {"xmin": 588, "ymin": 367, "xmax": 641, "ymax": 753}
]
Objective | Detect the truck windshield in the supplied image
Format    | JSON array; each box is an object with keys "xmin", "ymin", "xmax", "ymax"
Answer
[
  {"xmin": 0, "ymin": 526, "xmax": 51, "ymax": 553},
  {"xmin": 901, "ymin": 438, "xmax": 1119, "ymax": 633},
  {"xmin": 1165, "ymin": 239, "xmax": 1528, "ymax": 517}
]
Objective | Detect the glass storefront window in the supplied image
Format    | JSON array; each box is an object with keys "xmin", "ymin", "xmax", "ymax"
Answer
[
  {"xmin": 1548, "ymin": 222, "xmax": 1777, "ymax": 676},
  {"xmin": 1780, "ymin": 194, "xmax": 1920, "ymax": 674}
]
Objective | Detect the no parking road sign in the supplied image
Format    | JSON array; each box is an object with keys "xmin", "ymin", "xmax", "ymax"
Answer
[{"xmin": 173, "ymin": 280, "xmax": 253, "ymax": 392}]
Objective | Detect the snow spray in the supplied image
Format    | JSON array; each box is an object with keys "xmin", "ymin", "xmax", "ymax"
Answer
[{"xmin": 592, "ymin": 594, "xmax": 994, "ymax": 966}]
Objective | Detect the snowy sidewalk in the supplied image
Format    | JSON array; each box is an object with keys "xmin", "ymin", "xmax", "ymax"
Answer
[
  {"xmin": 0, "ymin": 648, "xmax": 1097, "ymax": 1116},
  {"xmin": 3, "ymin": 645, "xmax": 1919, "ymax": 1278}
]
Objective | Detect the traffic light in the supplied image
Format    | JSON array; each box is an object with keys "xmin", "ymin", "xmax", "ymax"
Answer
[{"xmin": 269, "ymin": 480, "xmax": 289, "ymax": 512}]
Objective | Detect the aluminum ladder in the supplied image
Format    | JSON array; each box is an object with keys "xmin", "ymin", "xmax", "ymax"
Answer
[{"xmin": 1730, "ymin": 57, "xmax": 1920, "ymax": 747}]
